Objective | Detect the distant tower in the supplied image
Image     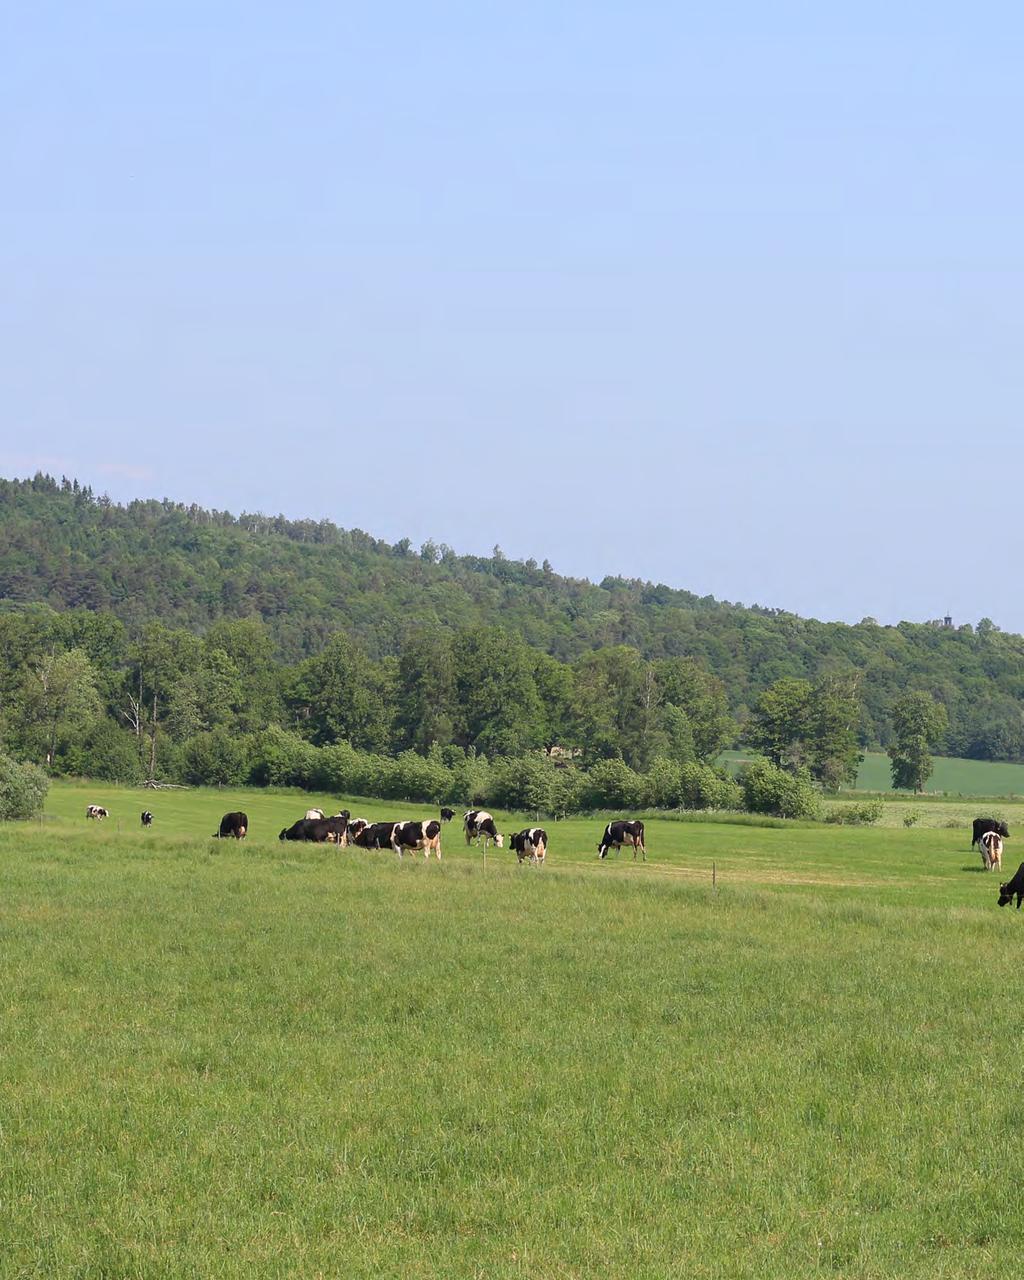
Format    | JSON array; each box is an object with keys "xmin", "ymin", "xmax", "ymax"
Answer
[{"xmin": 943, "ymin": 614, "xmax": 953, "ymax": 629}]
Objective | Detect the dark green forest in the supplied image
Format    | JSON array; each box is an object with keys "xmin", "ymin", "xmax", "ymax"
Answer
[{"xmin": 2, "ymin": 474, "xmax": 1023, "ymax": 805}]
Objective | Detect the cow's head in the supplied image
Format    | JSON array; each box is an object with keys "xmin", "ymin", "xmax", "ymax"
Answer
[
  {"xmin": 998, "ymin": 822, "xmax": 1011, "ymax": 838},
  {"xmin": 495, "ymin": 833, "xmax": 504, "ymax": 848},
  {"xmin": 998, "ymin": 882, "xmax": 1015, "ymax": 906}
]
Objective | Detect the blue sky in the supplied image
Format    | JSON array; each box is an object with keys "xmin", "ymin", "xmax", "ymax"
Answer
[{"xmin": 2, "ymin": 3, "xmax": 1022, "ymax": 628}]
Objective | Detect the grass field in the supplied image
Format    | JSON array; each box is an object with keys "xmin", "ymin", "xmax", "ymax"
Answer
[
  {"xmin": 724, "ymin": 748, "xmax": 1024, "ymax": 798},
  {"xmin": 3, "ymin": 781, "xmax": 1024, "ymax": 1277}
]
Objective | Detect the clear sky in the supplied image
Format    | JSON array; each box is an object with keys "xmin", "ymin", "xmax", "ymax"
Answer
[{"xmin": 3, "ymin": 3, "xmax": 1022, "ymax": 629}]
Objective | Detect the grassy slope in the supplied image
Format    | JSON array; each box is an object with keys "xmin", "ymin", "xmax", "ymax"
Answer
[{"xmin": 3, "ymin": 782, "xmax": 1024, "ymax": 1277}]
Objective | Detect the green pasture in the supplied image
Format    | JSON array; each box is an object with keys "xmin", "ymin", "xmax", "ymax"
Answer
[
  {"xmin": 3, "ymin": 781, "xmax": 1024, "ymax": 1277},
  {"xmin": 724, "ymin": 748, "xmax": 1024, "ymax": 798}
]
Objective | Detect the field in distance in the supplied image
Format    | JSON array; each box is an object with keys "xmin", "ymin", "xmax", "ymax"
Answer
[
  {"xmin": 3, "ymin": 780, "xmax": 1023, "ymax": 1277},
  {"xmin": 724, "ymin": 748, "xmax": 1024, "ymax": 798}
]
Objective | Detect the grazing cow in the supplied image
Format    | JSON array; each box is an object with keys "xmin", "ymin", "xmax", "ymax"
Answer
[
  {"xmin": 279, "ymin": 816, "xmax": 348, "ymax": 843},
  {"xmin": 86, "ymin": 805, "xmax": 109, "ymax": 820},
  {"xmin": 141, "ymin": 810, "xmax": 153, "ymax": 827},
  {"xmin": 304, "ymin": 808, "xmax": 326, "ymax": 821},
  {"xmin": 351, "ymin": 821, "xmax": 400, "ymax": 849},
  {"xmin": 392, "ymin": 819, "xmax": 443, "ymax": 859},
  {"xmin": 510, "ymin": 828, "xmax": 547, "ymax": 865},
  {"xmin": 213, "ymin": 811, "xmax": 248, "ymax": 839},
  {"xmin": 440, "ymin": 807, "xmax": 456, "ymax": 822},
  {"xmin": 346, "ymin": 818, "xmax": 369, "ymax": 842},
  {"xmin": 981, "ymin": 830, "xmax": 1004, "ymax": 872},
  {"xmin": 999, "ymin": 863, "xmax": 1024, "ymax": 908},
  {"xmin": 973, "ymin": 817, "xmax": 1010, "ymax": 850},
  {"xmin": 597, "ymin": 819, "xmax": 646, "ymax": 861},
  {"xmin": 463, "ymin": 810, "xmax": 504, "ymax": 849}
]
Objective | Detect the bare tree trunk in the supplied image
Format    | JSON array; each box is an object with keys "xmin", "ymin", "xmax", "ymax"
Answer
[{"xmin": 149, "ymin": 692, "xmax": 158, "ymax": 779}]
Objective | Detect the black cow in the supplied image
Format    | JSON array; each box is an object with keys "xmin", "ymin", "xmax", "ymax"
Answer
[
  {"xmin": 972, "ymin": 817, "xmax": 1010, "ymax": 850},
  {"xmin": 351, "ymin": 821, "xmax": 400, "ymax": 849},
  {"xmin": 464, "ymin": 810, "xmax": 504, "ymax": 849},
  {"xmin": 214, "ymin": 811, "xmax": 248, "ymax": 839},
  {"xmin": 440, "ymin": 807, "xmax": 456, "ymax": 822},
  {"xmin": 998, "ymin": 862, "xmax": 1024, "ymax": 908},
  {"xmin": 392, "ymin": 819, "xmax": 443, "ymax": 859},
  {"xmin": 141, "ymin": 810, "xmax": 153, "ymax": 827},
  {"xmin": 279, "ymin": 816, "xmax": 348, "ymax": 843},
  {"xmin": 510, "ymin": 828, "xmax": 547, "ymax": 865},
  {"xmin": 597, "ymin": 819, "xmax": 646, "ymax": 861}
]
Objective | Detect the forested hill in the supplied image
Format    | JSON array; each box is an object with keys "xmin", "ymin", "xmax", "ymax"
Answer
[{"xmin": 3, "ymin": 473, "xmax": 1024, "ymax": 758}]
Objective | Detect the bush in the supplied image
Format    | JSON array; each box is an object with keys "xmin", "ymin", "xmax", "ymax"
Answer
[
  {"xmin": 548, "ymin": 767, "xmax": 584, "ymax": 817},
  {"xmin": 248, "ymin": 727, "xmax": 317, "ymax": 787},
  {"xmin": 739, "ymin": 759, "xmax": 823, "ymax": 820},
  {"xmin": 644, "ymin": 757, "xmax": 683, "ymax": 808},
  {"xmin": 490, "ymin": 756, "xmax": 554, "ymax": 812},
  {"xmin": 180, "ymin": 729, "xmax": 253, "ymax": 787},
  {"xmin": 60, "ymin": 722, "xmax": 145, "ymax": 783},
  {"xmin": 0, "ymin": 752, "xmax": 49, "ymax": 820},
  {"xmin": 825, "ymin": 799, "xmax": 885, "ymax": 826},
  {"xmin": 678, "ymin": 761, "xmax": 743, "ymax": 811},
  {"xmin": 387, "ymin": 750, "xmax": 453, "ymax": 803},
  {"xmin": 580, "ymin": 759, "xmax": 645, "ymax": 811},
  {"xmin": 902, "ymin": 809, "xmax": 922, "ymax": 828}
]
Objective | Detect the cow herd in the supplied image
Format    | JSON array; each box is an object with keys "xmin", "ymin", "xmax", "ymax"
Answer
[
  {"xmin": 81, "ymin": 802, "xmax": 646, "ymax": 867},
  {"xmin": 76, "ymin": 802, "xmax": 1024, "ymax": 908}
]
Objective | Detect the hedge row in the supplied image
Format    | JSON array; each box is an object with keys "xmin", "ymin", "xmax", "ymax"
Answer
[{"xmin": 38, "ymin": 724, "xmax": 828, "ymax": 821}]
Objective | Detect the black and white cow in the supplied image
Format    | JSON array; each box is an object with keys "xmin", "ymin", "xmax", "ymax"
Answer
[
  {"xmin": 981, "ymin": 829, "xmax": 1004, "ymax": 872},
  {"xmin": 279, "ymin": 815, "xmax": 348, "ymax": 843},
  {"xmin": 141, "ymin": 810, "xmax": 153, "ymax": 827},
  {"xmin": 999, "ymin": 863, "xmax": 1024, "ymax": 908},
  {"xmin": 464, "ymin": 809, "xmax": 504, "ymax": 849},
  {"xmin": 597, "ymin": 819, "xmax": 646, "ymax": 861},
  {"xmin": 214, "ymin": 811, "xmax": 248, "ymax": 839},
  {"xmin": 392, "ymin": 819, "xmax": 443, "ymax": 859},
  {"xmin": 510, "ymin": 828, "xmax": 547, "ymax": 865},
  {"xmin": 346, "ymin": 818, "xmax": 369, "ymax": 843},
  {"xmin": 440, "ymin": 807, "xmax": 456, "ymax": 822},
  {"xmin": 86, "ymin": 805, "xmax": 109, "ymax": 820},
  {"xmin": 351, "ymin": 821, "xmax": 400, "ymax": 849},
  {"xmin": 972, "ymin": 817, "xmax": 1010, "ymax": 851}
]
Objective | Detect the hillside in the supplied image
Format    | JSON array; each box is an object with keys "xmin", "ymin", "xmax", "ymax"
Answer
[{"xmin": 3, "ymin": 473, "xmax": 1024, "ymax": 760}]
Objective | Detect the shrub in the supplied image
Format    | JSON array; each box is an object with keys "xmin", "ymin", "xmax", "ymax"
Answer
[
  {"xmin": 490, "ymin": 756, "xmax": 554, "ymax": 812},
  {"xmin": 739, "ymin": 759, "xmax": 823, "ymax": 820},
  {"xmin": 580, "ymin": 759, "xmax": 645, "ymax": 811},
  {"xmin": 0, "ymin": 752, "xmax": 49, "ymax": 820},
  {"xmin": 387, "ymin": 750, "xmax": 453, "ymax": 803},
  {"xmin": 248, "ymin": 727, "xmax": 317, "ymax": 787},
  {"xmin": 548, "ymin": 767, "xmax": 584, "ymax": 817},
  {"xmin": 902, "ymin": 809, "xmax": 922, "ymax": 828},
  {"xmin": 180, "ymin": 730, "xmax": 252, "ymax": 787},
  {"xmin": 61, "ymin": 722, "xmax": 145, "ymax": 783},
  {"xmin": 645, "ymin": 757, "xmax": 683, "ymax": 808},
  {"xmin": 825, "ymin": 799, "xmax": 885, "ymax": 826},
  {"xmin": 678, "ymin": 761, "xmax": 743, "ymax": 811}
]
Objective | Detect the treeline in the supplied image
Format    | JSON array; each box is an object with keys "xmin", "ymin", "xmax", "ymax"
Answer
[
  {"xmin": 0, "ymin": 607, "xmax": 734, "ymax": 781},
  {"xmin": 3, "ymin": 473, "xmax": 1024, "ymax": 762}
]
